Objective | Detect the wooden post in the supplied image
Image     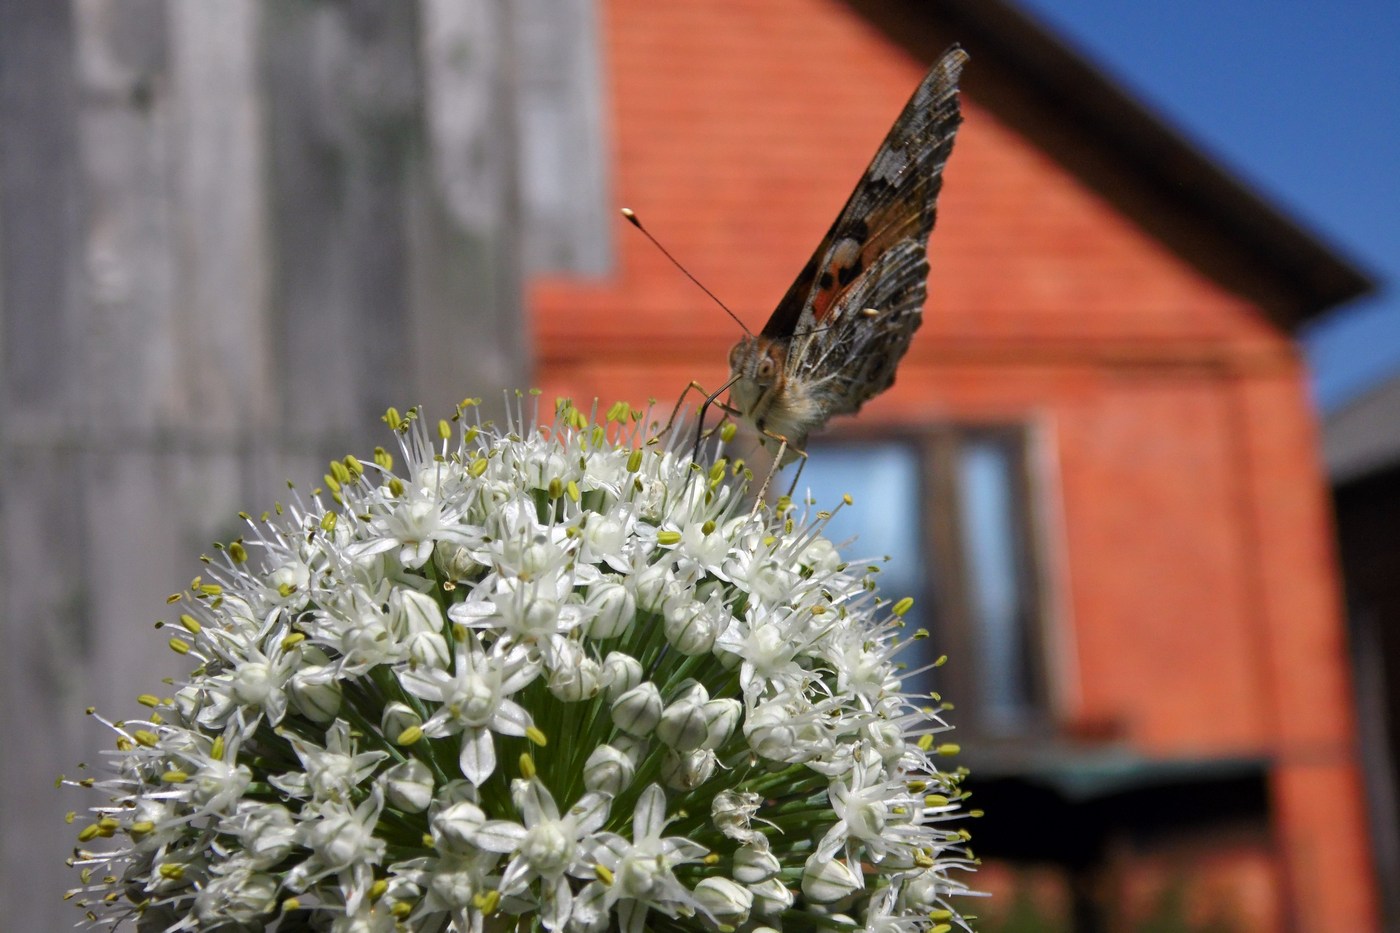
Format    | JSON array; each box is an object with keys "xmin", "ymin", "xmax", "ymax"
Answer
[{"xmin": 0, "ymin": 1, "xmax": 546, "ymax": 926}]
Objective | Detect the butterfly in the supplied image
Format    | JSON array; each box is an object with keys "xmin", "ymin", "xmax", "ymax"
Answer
[{"xmin": 724, "ymin": 46, "xmax": 967, "ymax": 459}]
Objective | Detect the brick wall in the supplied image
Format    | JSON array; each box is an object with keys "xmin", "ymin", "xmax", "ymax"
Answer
[{"xmin": 528, "ymin": 1, "xmax": 1377, "ymax": 928}]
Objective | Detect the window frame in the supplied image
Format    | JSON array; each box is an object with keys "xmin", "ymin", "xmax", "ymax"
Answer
[{"xmin": 801, "ymin": 421, "xmax": 1057, "ymax": 739}]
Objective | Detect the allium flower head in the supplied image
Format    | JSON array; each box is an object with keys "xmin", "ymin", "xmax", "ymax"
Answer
[{"xmin": 65, "ymin": 395, "xmax": 976, "ymax": 932}]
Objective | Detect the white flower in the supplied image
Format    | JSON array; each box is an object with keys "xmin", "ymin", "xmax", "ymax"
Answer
[
  {"xmin": 802, "ymin": 852, "xmax": 863, "ymax": 903},
  {"xmin": 64, "ymin": 398, "xmax": 975, "ymax": 933},
  {"xmin": 400, "ymin": 632, "xmax": 539, "ymax": 784},
  {"xmin": 695, "ymin": 876, "xmax": 753, "ymax": 925},
  {"xmin": 286, "ymin": 790, "xmax": 387, "ymax": 907},
  {"xmin": 271, "ymin": 719, "xmax": 389, "ymax": 803},
  {"xmin": 383, "ymin": 758, "xmax": 435, "ymax": 813},
  {"xmin": 489, "ymin": 773, "xmax": 611, "ymax": 930},
  {"xmin": 578, "ymin": 785, "xmax": 709, "ymax": 933}
]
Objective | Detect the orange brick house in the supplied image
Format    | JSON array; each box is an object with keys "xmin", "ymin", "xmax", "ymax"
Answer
[{"xmin": 528, "ymin": 0, "xmax": 1377, "ymax": 929}]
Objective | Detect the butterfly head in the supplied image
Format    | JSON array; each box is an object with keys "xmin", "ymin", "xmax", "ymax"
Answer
[
  {"xmin": 727, "ymin": 334, "xmax": 822, "ymax": 454},
  {"xmin": 728, "ymin": 335, "xmax": 786, "ymax": 417}
]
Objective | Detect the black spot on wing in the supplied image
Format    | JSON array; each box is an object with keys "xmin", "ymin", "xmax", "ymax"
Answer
[{"xmin": 836, "ymin": 258, "xmax": 863, "ymax": 287}]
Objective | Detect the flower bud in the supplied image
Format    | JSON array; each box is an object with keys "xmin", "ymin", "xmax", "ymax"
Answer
[
  {"xmin": 405, "ymin": 630, "xmax": 451, "ymax": 670},
  {"xmin": 744, "ymin": 705, "xmax": 797, "ymax": 761},
  {"xmin": 238, "ymin": 803, "xmax": 297, "ymax": 868},
  {"xmin": 381, "ymin": 701, "xmax": 422, "ymax": 741},
  {"xmin": 548, "ymin": 643, "xmax": 602, "ymax": 702},
  {"xmin": 733, "ymin": 844, "xmax": 781, "ymax": 884},
  {"xmin": 611, "ymin": 682, "xmax": 662, "ymax": 736},
  {"xmin": 602, "ymin": 652, "xmax": 643, "ymax": 701},
  {"xmin": 585, "ymin": 580, "xmax": 636, "ymax": 638},
  {"xmin": 287, "ymin": 665, "xmax": 341, "ymax": 723},
  {"xmin": 433, "ymin": 779, "xmax": 478, "ymax": 808},
  {"xmin": 389, "ymin": 588, "xmax": 444, "ymax": 638},
  {"xmin": 383, "ymin": 759, "xmax": 434, "ymax": 813},
  {"xmin": 703, "ymin": 698, "xmax": 743, "ymax": 749},
  {"xmin": 582, "ymin": 744, "xmax": 636, "ymax": 796},
  {"xmin": 434, "ymin": 541, "xmax": 483, "ymax": 582},
  {"xmin": 632, "ymin": 562, "xmax": 676, "ymax": 614},
  {"xmin": 749, "ymin": 878, "xmax": 795, "ymax": 916},
  {"xmin": 662, "ymin": 599, "xmax": 722, "ymax": 655},
  {"xmin": 659, "ymin": 748, "xmax": 715, "ymax": 790},
  {"xmin": 694, "ymin": 877, "xmax": 753, "ymax": 925},
  {"xmin": 801, "ymin": 854, "xmax": 861, "ymax": 903},
  {"xmin": 657, "ymin": 694, "xmax": 709, "ymax": 752},
  {"xmin": 431, "ymin": 800, "xmax": 487, "ymax": 855}
]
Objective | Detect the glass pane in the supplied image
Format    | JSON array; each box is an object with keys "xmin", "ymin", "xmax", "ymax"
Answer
[
  {"xmin": 796, "ymin": 442, "xmax": 934, "ymax": 681},
  {"xmin": 957, "ymin": 436, "xmax": 1030, "ymax": 729}
]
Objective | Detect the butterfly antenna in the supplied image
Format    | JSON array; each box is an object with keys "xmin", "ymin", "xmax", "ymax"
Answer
[{"xmin": 621, "ymin": 208, "xmax": 753, "ymax": 336}]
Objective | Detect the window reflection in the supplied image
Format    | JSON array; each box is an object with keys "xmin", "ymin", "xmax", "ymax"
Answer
[
  {"xmin": 959, "ymin": 436, "xmax": 1032, "ymax": 730},
  {"xmin": 798, "ymin": 428, "xmax": 1045, "ymax": 736}
]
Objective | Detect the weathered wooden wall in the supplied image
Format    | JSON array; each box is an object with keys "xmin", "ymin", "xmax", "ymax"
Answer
[{"xmin": 0, "ymin": 1, "xmax": 606, "ymax": 927}]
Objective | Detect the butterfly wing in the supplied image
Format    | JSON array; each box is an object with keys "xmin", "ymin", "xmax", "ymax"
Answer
[{"xmin": 763, "ymin": 46, "xmax": 967, "ymax": 415}]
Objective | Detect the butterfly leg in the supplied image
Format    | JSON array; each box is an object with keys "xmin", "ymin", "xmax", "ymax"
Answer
[
  {"xmin": 784, "ymin": 451, "xmax": 810, "ymax": 500},
  {"xmin": 646, "ymin": 380, "xmax": 708, "ymax": 447},
  {"xmin": 692, "ymin": 374, "xmax": 742, "ymax": 460},
  {"xmin": 749, "ymin": 430, "xmax": 808, "ymax": 516},
  {"xmin": 647, "ymin": 378, "xmax": 741, "ymax": 461}
]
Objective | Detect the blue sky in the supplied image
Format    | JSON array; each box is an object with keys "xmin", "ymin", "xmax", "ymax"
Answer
[{"xmin": 1012, "ymin": 0, "xmax": 1400, "ymax": 414}]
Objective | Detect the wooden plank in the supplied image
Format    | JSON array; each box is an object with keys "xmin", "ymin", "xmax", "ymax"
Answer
[
  {"xmin": 0, "ymin": 4, "xmax": 536, "ymax": 929},
  {"xmin": 415, "ymin": 0, "xmax": 528, "ymax": 415},
  {"xmin": 168, "ymin": 0, "xmax": 272, "ymax": 432},
  {"xmin": 515, "ymin": 0, "xmax": 612, "ymax": 276}
]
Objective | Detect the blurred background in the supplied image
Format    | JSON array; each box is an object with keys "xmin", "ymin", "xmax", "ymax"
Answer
[{"xmin": 3, "ymin": 1, "xmax": 1397, "ymax": 931}]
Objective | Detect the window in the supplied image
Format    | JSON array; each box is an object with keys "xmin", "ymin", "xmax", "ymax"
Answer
[{"xmin": 799, "ymin": 427, "xmax": 1051, "ymax": 736}]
